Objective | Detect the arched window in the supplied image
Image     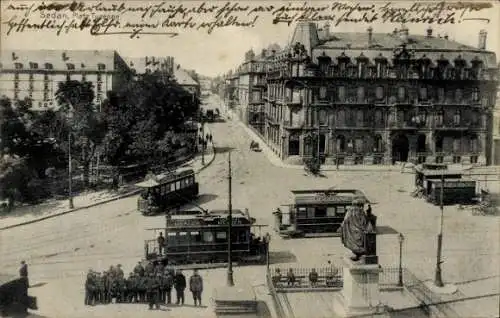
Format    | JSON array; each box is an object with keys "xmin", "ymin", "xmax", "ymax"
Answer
[
  {"xmin": 336, "ymin": 135, "xmax": 346, "ymax": 152},
  {"xmin": 419, "ymin": 86, "xmax": 428, "ymax": 100},
  {"xmin": 436, "ymin": 110, "xmax": 444, "ymax": 126},
  {"xmin": 356, "ymin": 110, "xmax": 364, "ymax": 126},
  {"xmin": 472, "ymin": 87, "xmax": 479, "ymax": 101},
  {"xmin": 357, "ymin": 86, "xmax": 365, "ymax": 102},
  {"xmin": 319, "ymin": 86, "xmax": 327, "ymax": 100},
  {"xmin": 470, "ymin": 136, "xmax": 479, "ymax": 153},
  {"xmin": 398, "ymin": 86, "xmax": 406, "ymax": 101},
  {"xmin": 338, "ymin": 86, "xmax": 346, "ymax": 102},
  {"xmin": 375, "ymin": 86, "xmax": 384, "ymax": 100},
  {"xmin": 318, "ymin": 109, "xmax": 327, "ymax": 126},
  {"xmin": 373, "ymin": 135, "xmax": 383, "ymax": 152},
  {"xmin": 453, "ymin": 110, "xmax": 461, "ymax": 125},
  {"xmin": 375, "ymin": 110, "xmax": 383, "ymax": 126},
  {"xmin": 337, "ymin": 109, "xmax": 345, "ymax": 126},
  {"xmin": 453, "ymin": 138, "xmax": 461, "ymax": 153},
  {"xmin": 455, "ymin": 88, "xmax": 463, "ymax": 102}
]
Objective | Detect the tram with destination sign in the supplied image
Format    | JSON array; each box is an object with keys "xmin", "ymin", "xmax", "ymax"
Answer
[
  {"xmin": 135, "ymin": 168, "xmax": 199, "ymax": 216},
  {"xmin": 274, "ymin": 189, "xmax": 370, "ymax": 238},
  {"xmin": 144, "ymin": 209, "xmax": 269, "ymax": 265},
  {"xmin": 412, "ymin": 164, "xmax": 476, "ymax": 205}
]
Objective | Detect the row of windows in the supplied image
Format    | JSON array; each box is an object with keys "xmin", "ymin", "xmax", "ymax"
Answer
[
  {"xmin": 13, "ymin": 62, "xmax": 107, "ymax": 71},
  {"xmin": 166, "ymin": 230, "xmax": 248, "ymax": 244},
  {"xmin": 312, "ymin": 109, "xmax": 480, "ymax": 126},
  {"xmin": 10, "ymin": 73, "xmax": 106, "ymax": 81},
  {"xmin": 314, "ymin": 86, "xmax": 482, "ymax": 103},
  {"xmin": 150, "ymin": 176, "xmax": 195, "ymax": 196},
  {"xmin": 296, "ymin": 206, "xmax": 347, "ymax": 218}
]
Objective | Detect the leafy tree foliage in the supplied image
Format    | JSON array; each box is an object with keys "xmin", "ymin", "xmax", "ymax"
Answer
[
  {"xmin": 102, "ymin": 72, "xmax": 199, "ymax": 165},
  {"xmin": 55, "ymin": 80, "xmax": 106, "ymax": 186}
]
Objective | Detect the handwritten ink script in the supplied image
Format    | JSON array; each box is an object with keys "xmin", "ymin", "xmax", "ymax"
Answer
[{"xmin": 3, "ymin": 1, "xmax": 493, "ymax": 39}]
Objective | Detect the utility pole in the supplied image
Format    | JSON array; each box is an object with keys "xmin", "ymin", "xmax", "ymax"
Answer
[
  {"xmin": 227, "ymin": 152, "xmax": 234, "ymax": 286},
  {"xmin": 434, "ymin": 172, "xmax": 445, "ymax": 287}
]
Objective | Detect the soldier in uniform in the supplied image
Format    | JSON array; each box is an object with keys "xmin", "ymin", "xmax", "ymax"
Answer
[
  {"xmin": 85, "ymin": 269, "xmax": 95, "ymax": 306},
  {"xmin": 155, "ymin": 261, "xmax": 165, "ymax": 276},
  {"xmin": 145, "ymin": 261, "xmax": 155, "ymax": 276},
  {"xmin": 138, "ymin": 272, "xmax": 147, "ymax": 302},
  {"xmin": 126, "ymin": 272, "xmax": 137, "ymax": 303},
  {"xmin": 164, "ymin": 269, "xmax": 174, "ymax": 304},
  {"xmin": 134, "ymin": 261, "xmax": 145, "ymax": 277},
  {"xmin": 114, "ymin": 274, "xmax": 126, "ymax": 303},
  {"xmin": 108, "ymin": 271, "xmax": 116, "ymax": 304},
  {"xmin": 146, "ymin": 273, "xmax": 160, "ymax": 310},
  {"xmin": 94, "ymin": 272, "xmax": 104, "ymax": 304},
  {"xmin": 116, "ymin": 264, "xmax": 125, "ymax": 278}
]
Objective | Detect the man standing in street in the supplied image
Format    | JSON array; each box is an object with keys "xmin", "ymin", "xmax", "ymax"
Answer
[
  {"xmin": 19, "ymin": 260, "xmax": 28, "ymax": 286},
  {"xmin": 164, "ymin": 269, "xmax": 174, "ymax": 305},
  {"xmin": 174, "ymin": 269, "xmax": 186, "ymax": 305},
  {"xmin": 146, "ymin": 273, "xmax": 160, "ymax": 310},
  {"xmin": 189, "ymin": 269, "xmax": 203, "ymax": 306},
  {"xmin": 157, "ymin": 232, "xmax": 165, "ymax": 255}
]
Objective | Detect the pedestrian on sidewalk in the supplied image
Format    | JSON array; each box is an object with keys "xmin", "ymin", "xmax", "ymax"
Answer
[
  {"xmin": 19, "ymin": 260, "xmax": 29, "ymax": 287},
  {"xmin": 174, "ymin": 269, "xmax": 186, "ymax": 305},
  {"xmin": 189, "ymin": 269, "xmax": 203, "ymax": 306}
]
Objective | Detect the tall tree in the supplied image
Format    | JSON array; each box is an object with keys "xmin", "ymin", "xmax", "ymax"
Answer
[{"xmin": 55, "ymin": 80, "xmax": 106, "ymax": 186}]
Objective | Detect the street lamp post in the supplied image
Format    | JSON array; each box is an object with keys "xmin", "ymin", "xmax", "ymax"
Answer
[
  {"xmin": 434, "ymin": 172, "xmax": 445, "ymax": 287},
  {"xmin": 398, "ymin": 232, "xmax": 405, "ymax": 286},
  {"xmin": 265, "ymin": 232, "xmax": 271, "ymax": 270},
  {"xmin": 227, "ymin": 152, "xmax": 234, "ymax": 287},
  {"xmin": 67, "ymin": 110, "xmax": 74, "ymax": 210}
]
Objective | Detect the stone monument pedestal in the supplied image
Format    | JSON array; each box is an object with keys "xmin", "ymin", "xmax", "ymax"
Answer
[{"xmin": 334, "ymin": 256, "xmax": 383, "ymax": 317}]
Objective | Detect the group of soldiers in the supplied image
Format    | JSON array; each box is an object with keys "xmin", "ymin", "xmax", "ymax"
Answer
[{"xmin": 84, "ymin": 261, "xmax": 204, "ymax": 309}]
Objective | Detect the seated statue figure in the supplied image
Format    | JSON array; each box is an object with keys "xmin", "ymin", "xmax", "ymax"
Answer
[{"xmin": 340, "ymin": 200, "xmax": 370, "ymax": 262}]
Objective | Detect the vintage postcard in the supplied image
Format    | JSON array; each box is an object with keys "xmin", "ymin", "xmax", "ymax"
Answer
[{"xmin": 1, "ymin": 0, "xmax": 499, "ymax": 317}]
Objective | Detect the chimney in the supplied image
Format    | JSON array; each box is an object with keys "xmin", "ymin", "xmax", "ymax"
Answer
[
  {"xmin": 478, "ymin": 30, "xmax": 487, "ymax": 50},
  {"xmin": 367, "ymin": 26, "xmax": 373, "ymax": 46},
  {"xmin": 399, "ymin": 25, "xmax": 409, "ymax": 43},
  {"xmin": 426, "ymin": 26, "xmax": 433, "ymax": 38},
  {"xmin": 444, "ymin": 34, "xmax": 449, "ymax": 40}
]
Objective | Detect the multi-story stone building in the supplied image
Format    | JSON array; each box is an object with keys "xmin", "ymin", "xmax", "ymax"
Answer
[
  {"xmin": 127, "ymin": 56, "xmax": 175, "ymax": 77},
  {"xmin": 232, "ymin": 44, "xmax": 281, "ymax": 135},
  {"xmin": 0, "ymin": 50, "xmax": 132, "ymax": 110},
  {"xmin": 263, "ymin": 22, "xmax": 497, "ymax": 166},
  {"xmin": 173, "ymin": 65, "xmax": 200, "ymax": 98},
  {"xmin": 493, "ymin": 73, "xmax": 500, "ymax": 165}
]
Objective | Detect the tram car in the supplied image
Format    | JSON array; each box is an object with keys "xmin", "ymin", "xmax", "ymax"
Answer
[
  {"xmin": 413, "ymin": 164, "xmax": 476, "ymax": 205},
  {"xmin": 274, "ymin": 189, "xmax": 370, "ymax": 238},
  {"xmin": 135, "ymin": 168, "xmax": 199, "ymax": 216},
  {"xmin": 144, "ymin": 209, "xmax": 269, "ymax": 265}
]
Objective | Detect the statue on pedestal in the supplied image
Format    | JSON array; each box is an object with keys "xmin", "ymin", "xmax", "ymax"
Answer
[{"xmin": 340, "ymin": 199, "xmax": 376, "ymax": 262}]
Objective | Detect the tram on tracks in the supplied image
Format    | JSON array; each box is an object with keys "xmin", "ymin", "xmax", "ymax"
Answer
[
  {"xmin": 135, "ymin": 168, "xmax": 199, "ymax": 216},
  {"xmin": 274, "ymin": 189, "xmax": 370, "ymax": 238},
  {"xmin": 413, "ymin": 164, "xmax": 476, "ymax": 205},
  {"xmin": 144, "ymin": 209, "xmax": 269, "ymax": 266}
]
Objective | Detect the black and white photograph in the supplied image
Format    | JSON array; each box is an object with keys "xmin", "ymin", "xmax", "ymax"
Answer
[{"xmin": 0, "ymin": 0, "xmax": 499, "ymax": 317}]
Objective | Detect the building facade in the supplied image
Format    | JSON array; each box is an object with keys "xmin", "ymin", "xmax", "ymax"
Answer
[
  {"xmin": 173, "ymin": 65, "xmax": 200, "ymax": 98},
  {"xmin": 127, "ymin": 56, "xmax": 175, "ymax": 78},
  {"xmin": 261, "ymin": 22, "xmax": 497, "ymax": 166},
  {"xmin": 493, "ymin": 76, "xmax": 500, "ymax": 165},
  {"xmin": 0, "ymin": 50, "xmax": 132, "ymax": 110}
]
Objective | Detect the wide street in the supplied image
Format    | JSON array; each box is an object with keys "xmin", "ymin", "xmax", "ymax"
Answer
[{"xmin": 1, "ymin": 93, "xmax": 498, "ymax": 317}]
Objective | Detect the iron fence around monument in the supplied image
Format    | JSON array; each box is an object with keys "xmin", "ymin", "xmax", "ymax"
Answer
[{"xmin": 268, "ymin": 265, "xmax": 404, "ymax": 290}]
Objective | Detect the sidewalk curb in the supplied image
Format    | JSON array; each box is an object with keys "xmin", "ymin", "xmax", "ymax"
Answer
[{"xmin": 0, "ymin": 148, "xmax": 217, "ymax": 231}]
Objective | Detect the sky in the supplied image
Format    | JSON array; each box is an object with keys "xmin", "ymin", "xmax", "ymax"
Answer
[{"xmin": 2, "ymin": 0, "xmax": 499, "ymax": 77}]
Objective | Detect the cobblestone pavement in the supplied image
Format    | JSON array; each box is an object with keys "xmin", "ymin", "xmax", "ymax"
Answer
[{"xmin": 0, "ymin": 95, "xmax": 498, "ymax": 318}]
